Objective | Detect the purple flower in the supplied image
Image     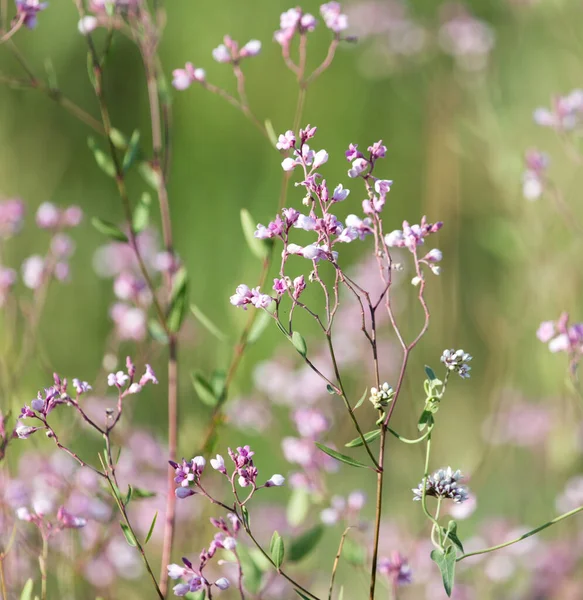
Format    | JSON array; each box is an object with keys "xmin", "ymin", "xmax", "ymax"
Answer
[
  {"xmin": 276, "ymin": 130, "xmax": 296, "ymax": 150},
  {"xmin": 378, "ymin": 552, "xmax": 413, "ymax": 586},
  {"xmin": 250, "ymin": 288, "xmax": 273, "ymax": 309},
  {"xmin": 368, "ymin": 140, "xmax": 387, "ymax": 159},
  {"xmin": 230, "ymin": 284, "xmax": 253, "ymax": 309},
  {"xmin": 107, "ymin": 371, "xmax": 129, "ymax": 387},
  {"xmin": 210, "ymin": 454, "xmax": 226, "ymax": 473},
  {"xmin": 345, "ymin": 143, "xmax": 363, "ymax": 162},
  {"xmin": 57, "ymin": 506, "xmax": 87, "ymax": 529},
  {"xmin": 214, "ymin": 577, "xmax": 230, "ymax": 590},
  {"xmin": 72, "ymin": 379, "xmax": 92, "ymax": 395},
  {"xmin": 0, "ymin": 198, "xmax": 25, "ymax": 237},
  {"xmin": 332, "ymin": 184, "xmax": 350, "ymax": 202},
  {"xmin": 139, "ymin": 364, "xmax": 158, "ymax": 386},
  {"xmin": 320, "ymin": 2, "xmax": 348, "ymax": 33},
  {"xmin": 292, "ymin": 275, "xmax": 306, "ymax": 300},
  {"xmin": 348, "ymin": 157, "xmax": 368, "ymax": 178},
  {"xmin": 15, "ymin": 0, "xmax": 48, "ymax": 29},
  {"xmin": 172, "ymin": 63, "xmax": 206, "ymax": 90},
  {"xmin": 168, "ymin": 564, "xmax": 186, "ymax": 580}
]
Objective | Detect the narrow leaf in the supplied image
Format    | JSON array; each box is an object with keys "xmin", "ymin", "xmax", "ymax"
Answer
[
  {"xmin": 287, "ymin": 487, "xmax": 310, "ymax": 527},
  {"xmin": 132, "ymin": 487, "xmax": 156, "ymax": 499},
  {"xmin": 125, "ymin": 485, "xmax": 133, "ymax": 506},
  {"xmin": 240, "ymin": 208, "xmax": 271, "ymax": 259},
  {"xmin": 241, "ymin": 506, "xmax": 251, "ymax": 529},
  {"xmin": 315, "ymin": 443, "xmax": 369, "ymax": 469},
  {"xmin": 145, "ymin": 511, "xmax": 158, "ymax": 544},
  {"xmin": 167, "ymin": 268, "xmax": 189, "ymax": 333},
  {"xmin": 353, "ymin": 388, "xmax": 368, "ymax": 410},
  {"xmin": 431, "ymin": 547, "xmax": 456, "ymax": 597},
  {"xmin": 345, "ymin": 429, "xmax": 381, "ymax": 448},
  {"xmin": 269, "ymin": 531, "xmax": 285, "ymax": 568},
  {"xmin": 294, "ymin": 592, "xmax": 312, "ymax": 600},
  {"xmin": 445, "ymin": 521, "xmax": 464, "ymax": 553},
  {"xmin": 122, "ymin": 129, "xmax": 141, "ymax": 172},
  {"xmin": 109, "ymin": 128, "xmax": 128, "ymax": 150},
  {"xmin": 132, "ymin": 192, "xmax": 151, "ymax": 234},
  {"xmin": 291, "ymin": 330, "xmax": 307, "ymax": 357},
  {"xmin": 288, "ymin": 525, "xmax": 324, "ymax": 562},
  {"xmin": 91, "ymin": 217, "xmax": 128, "ymax": 243},
  {"xmin": 20, "ymin": 579, "xmax": 34, "ymax": 600},
  {"xmin": 247, "ymin": 309, "xmax": 272, "ymax": 345},
  {"xmin": 191, "ymin": 372, "xmax": 219, "ymax": 407},
  {"xmin": 326, "ymin": 384, "xmax": 337, "ymax": 395},
  {"xmin": 120, "ymin": 523, "xmax": 137, "ymax": 547},
  {"xmin": 417, "ymin": 410, "xmax": 434, "ymax": 431},
  {"xmin": 148, "ymin": 319, "xmax": 168, "ymax": 344},
  {"xmin": 425, "ymin": 365, "xmax": 437, "ymax": 381},
  {"xmin": 191, "ymin": 304, "xmax": 227, "ymax": 341},
  {"xmin": 87, "ymin": 137, "xmax": 116, "ymax": 177},
  {"xmin": 139, "ymin": 161, "xmax": 161, "ymax": 190},
  {"xmin": 210, "ymin": 370, "xmax": 226, "ymax": 400}
]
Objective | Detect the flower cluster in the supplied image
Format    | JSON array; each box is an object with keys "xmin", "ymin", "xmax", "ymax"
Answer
[
  {"xmin": 440, "ymin": 348, "xmax": 472, "ymax": 378},
  {"xmin": 320, "ymin": 490, "xmax": 366, "ymax": 525},
  {"xmin": 534, "ymin": 89, "xmax": 583, "ymax": 131},
  {"xmin": 385, "ymin": 218, "xmax": 443, "ymax": 253},
  {"xmin": 522, "ymin": 149, "xmax": 549, "ymax": 201},
  {"xmin": 17, "ymin": 504, "xmax": 87, "ymax": 531},
  {"xmin": 369, "ymin": 382, "xmax": 394, "ymax": 409},
  {"xmin": 171, "ymin": 445, "xmax": 284, "ymax": 499},
  {"xmin": 212, "ymin": 35, "xmax": 261, "ymax": 64},
  {"xmin": 378, "ymin": 552, "xmax": 413, "ymax": 587},
  {"xmin": 15, "ymin": 0, "xmax": 48, "ymax": 29},
  {"xmin": 537, "ymin": 313, "xmax": 583, "ymax": 355},
  {"xmin": 167, "ymin": 554, "xmax": 230, "ymax": 597},
  {"xmin": 230, "ymin": 284, "xmax": 273, "ymax": 310},
  {"xmin": 274, "ymin": 7, "xmax": 317, "ymax": 46},
  {"xmin": 413, "ymin": 467, "xmax": 469, "ymax": 504}
]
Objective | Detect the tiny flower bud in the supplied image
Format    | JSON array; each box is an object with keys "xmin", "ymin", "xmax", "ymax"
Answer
[
  {"xmin": 265, "ymin": 474, "xmax": 285, "ymax": 487},
  {"xmin": 175, "ymin": 487, "xmax": 196, "ymax": 499},
  {"xmin": 215, "ymin": 578, "xmax": 230, "ymax": 590}
]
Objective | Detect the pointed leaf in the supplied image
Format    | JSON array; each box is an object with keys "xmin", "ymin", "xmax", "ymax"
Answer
[
  {"xmin": 20, "ymin": 579, "xmax": 34, "ymax": 600},
  {"xmin": 191, "ymin": 372, "xmax": 219, "ymax": 407},
  {"xmin": 241, "ymin": 506, "xmax": 251, "ymax": 529},
  {"xmin": 354, "ymin": 388, "xmax": 368, "ymax": 409},
  {"xmin": 132, "ymin": 487, "xmax": 156, "ymax": 499},
  {"xmin": 148, "ymin": 319, "xmax": 168, "ymax": 344},
  {"xmin": 288, "ymin": 525, "xmax": 324, "ymax": 562},
  {"xmin": 269, "ymin": 531, "xmax": 285, "ymax": 568},
  {"xmin": 425, "ymin": 365, "xmax": 437, "ymax": 381},
  {"xmin": 210, "ymin": 369, "xmax": 226, "ymax": 400},
  {"xmin": 139, "ymin": 161, "xmax": 161, "ymax": 190},
  {"xmin": 326, "ymin": 384, "xmax": 337, "ymax": 395},
  {"xmin": 291, "ymin": 330, "xmax": 307, "ymax": 357},
  {"xmin": 109, "ymin": 128, "xmax": 128, "ymax": 149},
  {"xmin": 247, "ymin": 309, "xmax": 272, "ymax": 345},
  {"xmin": 145, "ymin": 511, "xmax": 158, "ymax": 544},
  {"xmin": 338, "ymin": 586, "xmax": 344, "ymax": 600},
  {"xmin": 287, "ymin": 487, "xmax": 310, "ymax": 527},
  {"xmin": 91, "ymin": 217, "xmax": 128, "ymax": 243},
  {"xmin": 132, "ymin": 192, "xmax": 151, "ymax": 234},
  {"xmin": 418, "ymin": 410, "xmax": 434, "ymax": 431},
  {"xmin": 190, "ymin": 304, "xmax": 227, "ymax": 341},
  {"xmin": 431, "ymin": 546, "xmax": 456, "ymax": 597},
  {"xmin": 445, "ymin": 520, "xmax": 464, "ymax": 553},
  {"xmin": 315, "ymin": 443, "xmax": 369, "ymax": 469},
  {"xmin": 342, "ymin": 538, "xmax": 365, "ymax": 566},
  {"xmin": 120, "ymin": 523, "xmax": 137, "ymax": 547},
  {"xmin": 240, "ymin": 208, "xmax": 272, "ymax": 260},
  {"xmin": 167, "ymin": 268, "xmax": 189, "ymax": 333},
  {"xmin": 345, "ymin": 429, "xmax": 381, "ymax": 448},
  {"xmin": 294, "ymin": 592, "xmax": 312, "ymax": 600},
  {"xmin": 87, "ymin": 137, "xmax": 116, "ymax": 177},
  {"xmin": 122, "ymin": 129, "xmax": 141, "ymax": 172},
  {"xmin": 125, "ymin": 484, "xmax": 133, "ymax": 505},
  {"xmin": 265, "ymin": 118, "xmax": 278, "ymax": 148}
]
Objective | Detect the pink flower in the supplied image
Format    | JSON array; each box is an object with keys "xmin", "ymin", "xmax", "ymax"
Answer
[
  {"xmin": 36, "ymin": 202, "xmax": 60, "ymax": 229},
  {"xmin": 240, "ymin": 40, "xmax": 262, "ymax": 58},
  {"xmin": 332, "ymin": 184, "xmax": 350, "ymax": 202},
  {"xmin": 320, "ymin": 1, "xmax": 348, "ymax": 33},
  {"xmin": 139, "ymin": 364, "xmax": 158, "ymax": 386},
  {"xmin": 15, "ymin": 0, "xmax": 48, "ymax": 29},
  {"xmin": 276, "ymin": 130, "xmax": 296, "ymax": 150},
  {"xmin": 108, "ymin": 371, "xmax": 129, "ymax": 387},
  {"xmin": 172, "ymin": 63, "xmax": 206, "ymax": 90},
  {"xmin": 212, "ymin": 44, "xmax": 231, "ymax": 63},
  {"xmin": 21, "ymin": 255, "xmax": 45, "ymax": 289},
  {"xmin": 348, "ymin": 157, "xmax": 368, "ymax": 178}
]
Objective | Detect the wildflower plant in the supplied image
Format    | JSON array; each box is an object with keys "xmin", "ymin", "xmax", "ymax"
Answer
[{"xmin": 1, "ymin": 2, "xmax": 583, "ymax": 600}]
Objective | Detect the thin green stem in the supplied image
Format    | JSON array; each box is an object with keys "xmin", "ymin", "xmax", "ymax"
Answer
[
  {"xmin": 0, "ymin": 556, "xmax": 8, "ymax": 600},
  {"xmin": 457, "ymin": 503, "xmax": 583, "ymax": 562},
  {"xmin": 387, "ymin": 426, "xmax": 432, "ymax": 445},
  {"xmin": 328, "ymin": 527, "xmax": 352, "ymax": 600}
]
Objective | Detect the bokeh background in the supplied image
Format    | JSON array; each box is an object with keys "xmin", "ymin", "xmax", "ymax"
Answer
[{"xmin": 2, "ymin": 0, "xmax": 583, "ymax": 598}]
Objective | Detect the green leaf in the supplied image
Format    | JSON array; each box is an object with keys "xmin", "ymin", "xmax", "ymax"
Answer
[
  {"xmin": 431, "ymin": 546, "xmax": 456, "ymax": 597},
  {"xmin": 315, "ymin": 443, "xmax": 369, "ymax": 469},
  {"xmin": 241, "ymin": 506, "xmax": 250, "ymax": 529},
  {"xmin": 342, "ymin": 538, "xmax": 365, "ymax": 566},
  {"xmin": 191, "ymin": 372, "xmax": 219, "ymax": 407},
  {"xmin": 86, "ymin": 52, "xmax": 97, "ymax": 88},
  {"xmin": 148, "ymin": 319, "xmax": 169, "ymax": 344},
  {"xmin": 87, "ymin": 137, "xmax": 116, "ymax": 177},
  {"xmin": 425, "ymin": 365, "xmax": 437, "ymax": 381},
  {"xmin": 445, "ymin": 521, "xmax": 464, "ymax": 553},
  {"xmin": 353, "ymin": 388, "xmax": 368, "ymax": 409},
  {"xmin": 44, "ymin": 58, "xmax": 58, "ymax": 91},
  {"xmin": 122, "ymin": 129, "xmax": 141, "ymax": 171},
  {"xmin": 288, "ymin": 525, "xmax": 324, "ymax": 562},
  {"xmin": 120, "ymin": 523, "xmax": 137, "ymax": 547},
  {"xmin": 247, "ymin": 309, "xmax": 272, "ymax": 345},
  {"xmin": 167, "ymin": 268, "xmax": 189, "ymax": 333},
  {"xmin": 294, "ymin": 592, "xmax": 312, "ymax": 600},
  {"xmin": 240, "ymin": 208, "xmax": 272, "ymax": 259},
  {"xmin": 291, "ymin": 330, "xmax": 307, "ymax": 357},
  {"xmin": 132, "ymin": 192, "xmax": 151, "ymax": 234},
  {"xmin": 190, "ymin": 304, "xmax": 227, "ymax": 341},
  {"xmin": 145, "ymin": 511, "xmax": 158, "ymax": 544},
  {"xmin": 338, "ymin": 586, "xmax": 344, "ymax": 600},
  {"xmin": 210, "ymin": 370, "xmax": 226, "ymax": 400},
  {"xmin": 109, "ymin": 128, "xmax": 128, "ymax": 150},
  {"xmin": 287, "ymin": 487, "xmax": 310, "ymax": 527},
  {"xmin": 345, "ymin": 429, "xmax": 381, "ymax": 448},
  {"xmin": 417, "ymin": 410, "xmax": 434, "ymax": 431},
  {"xmin": 265, "ymin": 119, "xmax": 278, "ymax": 148},
  {"xmin": 91, "ymin": 217, "xmax": 128, "ymax": 243},
  {"xmin": 326, "ymin": 384, "xmax": 337, "ymax": 395},
  {"xmin": 125, "ymin": 484, "xmax": 133, "ymax": 505},
  {"xmin": 269, "ymin": 531, "xmax": 285, "ymax": 568},
  {"xmin": 20, "ymin": 579, "xmax": 34, "ymax": 600},
  {"xmin": 139, "ymin": 161, "xmax": 161, "ymax": 190},
  {"xmin": 236, "ymin": 542, "xmax": 263, "ymax": 594},
  {"xmin": 132, "ymin": 487, "xmax": 156, "ymax": 499}
]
